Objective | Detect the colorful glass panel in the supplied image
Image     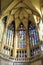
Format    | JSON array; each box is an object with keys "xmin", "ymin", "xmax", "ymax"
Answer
[
  {"xmin": 29, "ymin": 23, "xmax": 39, "ymax": 46},
  {"xmin": 18, "ymin": 23, "xmax": 26, "ymax": 48},
  {"xmin": 4, "ymin": 21, "xmax": 15, "ymax": 47}
]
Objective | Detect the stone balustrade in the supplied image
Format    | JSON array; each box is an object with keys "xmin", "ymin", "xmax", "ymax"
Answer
[{"xmin": 0, "ymin": 53, "xmax": 42, "ymax": 65}]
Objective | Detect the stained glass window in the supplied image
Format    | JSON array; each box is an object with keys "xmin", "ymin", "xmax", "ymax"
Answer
[
  {"xmin": 1, "ymin": 18, "xmax": 15, "ymax": 56},
  {"xmin": 29, "ymin": 21, "xmax": 39, "ymax": 46},
  {"xmin": 6, "ymin": 21, "xmax": 15, "ymax": 47},
  {"xmin": 18, "ymin": 23, "xmax": 26, "ymax": 48},
  {"xmin": 2, "ymin": 20, "xmax": 15, "ymax": 56},
  {"xmin": 17, "ymin": 23, "xmax": 27, "ymax": 57}
]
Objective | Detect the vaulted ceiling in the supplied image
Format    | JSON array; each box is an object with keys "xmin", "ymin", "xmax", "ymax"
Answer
[{"xmin": 0, "ymin": 0, "xmax": 43, "ymax": 18}]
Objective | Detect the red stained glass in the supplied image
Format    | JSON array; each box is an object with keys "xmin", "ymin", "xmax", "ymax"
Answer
[
  {"xmin": 31, "ymin": 34, "xmax": 34, "ymax": 38},
  {"xmin": 23, "ymin": 45, "xmax": 26, "ymax": 48}
]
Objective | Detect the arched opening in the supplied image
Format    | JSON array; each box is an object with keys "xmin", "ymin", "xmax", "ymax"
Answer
[
  {"xmin": 28, "ymin": 20, "xmax": 40, "ymax": 56},
  {"xmin": 2, "ymin": 20, "xmax": 15, "ymax": 56},
  {"xmin": 16, "ymin": 22, "xmax": 27, "ymax": 58}
]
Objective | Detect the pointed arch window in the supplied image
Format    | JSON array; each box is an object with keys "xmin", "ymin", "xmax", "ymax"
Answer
[
  {"xmin": 18, "ymin": 23, "xmax": 26, "ymax": 48},
  {"xmin": 28, "ymin": 21, "xmax": 39, "ymax": 46},
  {"xmin": 2, "ymin": 20, "xmax": 15, "ymax": 56},
  {"xmin": 17, "ymin": 23, "xmax": 27, "ymax": 58},
  {"xmin": 6, "ymin": 21, "xmax": 15, "ymax": 47},
  {"xmin": 28, "ymin": 21, "xmax": 40, "ymax": 56}
]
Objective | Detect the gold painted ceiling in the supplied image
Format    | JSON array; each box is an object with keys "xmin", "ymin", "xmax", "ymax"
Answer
[{"xmin": 0, "ymin": 0, "xmax": 43, "ymax": 18}]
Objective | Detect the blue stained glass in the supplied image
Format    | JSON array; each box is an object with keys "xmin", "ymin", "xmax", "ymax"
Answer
[
  {"xmin": 29, "ymin": 24, "xmax": 39, "ymax": 46},
  {"xmin": 6, "ymin": 30, "xmax": 10, "ymax": 38},
  {"xmin": 18, "ymin": 23, "xmax": 26, "ymax": 48},
  {"xmin": 6, "ymin": 28, "xmax": 14, "ymax": 46}
]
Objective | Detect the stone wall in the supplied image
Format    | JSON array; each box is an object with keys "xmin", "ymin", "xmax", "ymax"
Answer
[
  {"xmin": 0, "ymin": 53, "xmax": 42, "ymax": 65},
  {"xmin": 0, "ymin": 57, "xmax": 29, "ymax": 65},
  {"xmin": 0, "ymin": 58, "xmax": 13, "ymax": 65}
]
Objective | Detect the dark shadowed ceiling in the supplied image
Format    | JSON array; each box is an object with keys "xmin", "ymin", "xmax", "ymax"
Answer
[{"xmin": 1, "ymin": 0, "xmax": 14, "ymax": 11}]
